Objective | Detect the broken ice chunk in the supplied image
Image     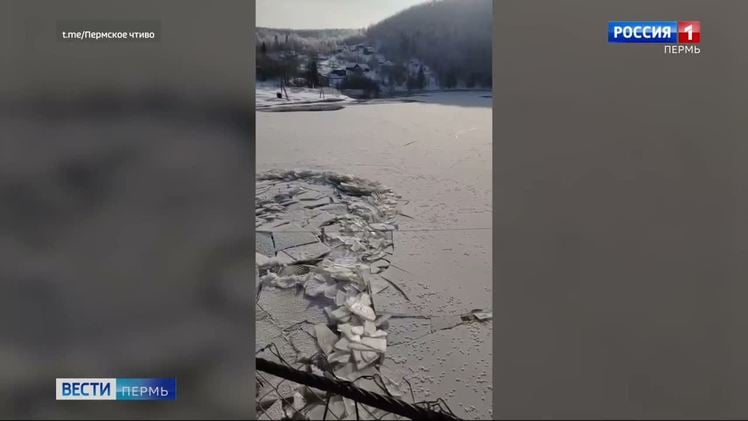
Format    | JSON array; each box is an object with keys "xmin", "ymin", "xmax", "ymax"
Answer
[
  {"xmin": 314, "ymin": 324, "xmax": 338, "ymax": 355},
  {"xmin": 323, "ymin": 283, "xmax": 338, "ymax": 300},
  {"xmin": 354, "ymin": 365, "xmax": 379, "ymax": 379},
  {"xmin": 327, "ymin": 350, "xmax": 351, "ymax": 364},
  {"xmin": 259, "ymin": 272, "xmax": 278, "ymax": 286},
  {"xmin": 334, "ymin": 362, "xmax": 358, "ymax": 381},
  {"xmin": 334, "ymin": 337, "xmax": 351, "ymax": 352},
  {"xmin": 345, "ymin": 292, "xmax": 368, "ymax": 307},
  {"xmin": 264, "ymin": 399, "xmax": 285, "ymax": 419},
  {"xmin": 274, "ymin": 251, "xmax": 297, "ymax": 266},
  {"xmin": 348, "ymin": 341, "xmax": 379, "ymax": 352},
  {"xmin": 262, "ymin": 203, "xmax": 285, "ymax": 213},
  {"xmin": 348, "ymin": 238, "xmax": 365, "ymax": 252},
  {"xmin": 368, "ymin": 276, "xmax": 390, "ymax": 295},
  {"xmin": 272, "ymin": 224, "xmax": 319, "ymax": 252},
  {"xmin": 283, "ymin": 242, "xmax": 331, "ymax": 262},
  {"xmin": 296, "ymin": 191, "xmax": 325, "ymax": 201},
  {"xmin": 289, "ymin": 330, "xmax": 319, "ymax": 363},
  {"xmin": 360, "ymin": 337, "xmax": 387, "ymax": 353},
  {"xmin": 343, "ymin": 397, "xmax": 356, "ymax": 417},
  {"xmin": 343, "ymin": 287, "xmax": 359, "ymax": 300},
  {"xmin": 305, "ymin": 211, "xmax": 336, "ymax": 229},
  {"xmin": 348, "ymin": 301, "xmax": 376, "ymax": 321},
  {"xmin": 337, "ymin": 324, "xmax": 362, "ymax": 343},
  {"xmin": 352, "ymin": 349, "xmax": 364, "ymax": 366},
  {"xmin": 311, "ymin": 365, "xmax": 324, "ymax": 376},
  {"xmin": 255, "ymin": 252, "xmax": 273, "ymax": 268},
  {"xmin": 330, "ymin": 306, "xmax": 351, "ymax": 322},
  {"xmin": 351, "ymin": 325, "xmax": 364, "ymax": 336},
  {"xmin": 303, "ymin": 197, "xmax": 332, "ymax": 209},
  {"xmin": 335, "ymin": 290, "xmax": 347, "ymax": 306},
  {"xmin": 283, "ymin": 406, "xmax": 297, "ymax": 420},
  {"xmin": 359, "ymin": 293, "xmax": 372, "ymax": 307},
  {"xmin": 361, "ymin": 350, "xmax": 379, "ymax": 363},
  {"xmin": 353, "ymin": 350, "xmax": 376, "ymax": 371},
  {"xmin": 379, "ymin": 365, "xmax": 403, "ymax": 397},
  {"xmin": 319, "ymin": 264, "xmax": 363, "ymax": 284},
  {"xmin": 370, "ymin": 330, "xmax": 387, "ymax": 338},
  {"xmin": 256, "ymin": 231, "xmax": 275, "ymax": 257},
  {"xmin": 326, "ymin": 396, "xmax": 346, "ymax": 419},
  {"xmin": 304, "ymin": 277, "xmax": 327, "ymax": 297},
  {"xmin": 363, "ymin": 320, "xmax": 376, "ymax": 336},
  {"xmin": 370, "ymin": 259, "xmax": 390, "ymax": 274},
  {"xmin": 292, "ymin": 391, "xmax": 306, "ymax": 411},
  {"xmin": 279, "ymin": 264, "xmax": 307, "ymax": 277},
  {"xmin": 317, "ymin": 203, "xmax": 348, "ymax": 215},
  {"xmin": 369, "ymin": 223, "xmax": 395, "ymax": 231},
  {"xmin": 474, "ymin": 311, "xmax": 493, "ymax": 321},
  {"xmin": 374, "ymin": 313, "xmax": 392, "ymax": 327},
  {"xmin": 323, "ymin": 306, "xmax": 334, "ymax": 321},
  {"xmin": 262, "ymin": 273, "xmax": 307, "ymax": 289},
  {"xmin": 346, "ymin": 293, "xmax": 376, "ymax": 321},
  {"xmin": 379, "ymin": 365, "xmax": 400, "ymax": 385}
]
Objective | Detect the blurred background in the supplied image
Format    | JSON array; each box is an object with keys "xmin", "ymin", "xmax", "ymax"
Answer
[
  {"xmin": 495, "ymin": 1, "xmax": 748, "ymax": 419},
  {"xmin": 0, "ymin": 1, "xmax": 254, "ymax": 418}
]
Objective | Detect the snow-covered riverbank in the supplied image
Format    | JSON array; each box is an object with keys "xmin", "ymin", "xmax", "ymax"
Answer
[{"xmin": 256, "ymin": 82, "xmax": 354, "ymax": 112}]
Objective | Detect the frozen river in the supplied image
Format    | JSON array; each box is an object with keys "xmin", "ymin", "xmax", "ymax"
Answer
[{"xmin": 257, "ymin": 91, "xmax": 493, "ymax": 419}]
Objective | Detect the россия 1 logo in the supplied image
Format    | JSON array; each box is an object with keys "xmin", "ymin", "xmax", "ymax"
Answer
[{"xmin": 608, "ymin": 21, "xmax": 701, "ymax": 55}]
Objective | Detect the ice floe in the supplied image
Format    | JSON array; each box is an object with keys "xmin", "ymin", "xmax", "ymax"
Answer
[
  {"xmin": 256, "ymin": 169, "xmax": 403, "ymax": 415},
  {"xmin": 256, "ymin": 169, "xmax": 493, "ymax": 419}
]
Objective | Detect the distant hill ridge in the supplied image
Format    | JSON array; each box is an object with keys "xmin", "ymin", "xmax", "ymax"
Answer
[{"xmin": 256, "ymin": 27, "xmax": 361, "ymax": 54}]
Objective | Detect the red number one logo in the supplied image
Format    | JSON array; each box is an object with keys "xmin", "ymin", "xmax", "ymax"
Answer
[{"xmin": 678, "ymin": 21, "xmax": 700, "ymax": 44}]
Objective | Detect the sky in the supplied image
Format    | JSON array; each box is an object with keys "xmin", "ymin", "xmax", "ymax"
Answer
[{"xmin": 256, "ymin": 0, "xmax": 430, "ymax": 30}]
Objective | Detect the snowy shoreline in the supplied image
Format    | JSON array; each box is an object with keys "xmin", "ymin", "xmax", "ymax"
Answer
[{"xmin": 256, "ymin": 82, "xmax": 491, "ymax": 113}]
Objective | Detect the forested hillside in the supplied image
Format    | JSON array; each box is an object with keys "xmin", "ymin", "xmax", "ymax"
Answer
[
  {"xmin": 363, "ymin": 0, "xmax": 492, "ymax": 88},
  {"xmin": 256, "ymin": 0, "xmax": 492, "ymax": 89}
]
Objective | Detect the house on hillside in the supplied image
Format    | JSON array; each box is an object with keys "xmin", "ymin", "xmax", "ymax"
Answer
[
  {"xmin": 346, "ymin": 63, "xmax": 370, "ymax": 74},
  {"xmin": 320, "ymin": 68, "xmax": 347, "ymax": 89}
]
